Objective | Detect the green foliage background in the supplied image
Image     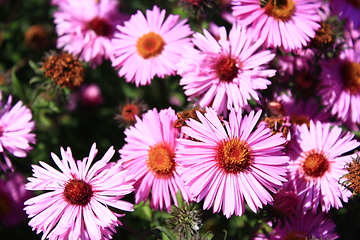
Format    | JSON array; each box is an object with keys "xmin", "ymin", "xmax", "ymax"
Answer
[{"xmin": 1, "ymin": 0, "xmax": 360, "ymax": 239}]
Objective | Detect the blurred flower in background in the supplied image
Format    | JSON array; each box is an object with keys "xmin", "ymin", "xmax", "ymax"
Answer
[
  {"xmin": 54, "ymin": 0, "xmax": 126, "ymax": 67},
  {"xmin": 0, "ymin": 93, "xmax": 36, "ymax": 172},
  {"xmin": 0, "ymin": 172, "xmax": 32, "ymax": 228}
]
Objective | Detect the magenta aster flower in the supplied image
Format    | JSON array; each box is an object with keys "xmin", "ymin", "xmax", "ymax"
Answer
[
  {"xmin": 286, "ymin": 121, "xmax": 360, "ymax": 213},
  {"xmin": 177, "ymin": 25, "xmax": 276, "ymax": 116},
  {"xmin": 331, "ymin": 0, "xmax": 360, "ymax": 29},
  {"xmin": 257, "ymin": 211, "xmax": 338, "ymax": 240},
  {"xmin": 177, "ymin": 107, "xmax": 289, "ymax": 218},
  {"xmin": 0, "ymin": 173, "xmax": 33, "ymax": 228},
  {"xmin": 111, "ymin": 5, "xmax": 193, "ymax": 86},
  {"xmin": 0, "ymin": 93, "xmax": 35, "ymax": 172},
  {"xmin": 119, "ymin": 108, "xmax": 191, "ymax": 212},
  {"xmin": 54, "ymin": 0, "xmax": 126, "ymax": 67},
  {"xmin": 319, "ymin": 45, "xmax": 360, "ymax": 123},
  {"xmin": 24, "ymin": 143, "xmax": 134, "ymax": 240},
  {"xmin": 232, "ymin": 0, "xmax": 321, "ymax": 52}
]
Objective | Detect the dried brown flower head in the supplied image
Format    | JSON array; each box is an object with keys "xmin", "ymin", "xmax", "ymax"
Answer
[
  {"xmin": 310, "ymin": 22, "xmax": 335, "ymax": 50},
  {"xmin": 41, "ymin": 52, "xmax": 84, "ymax": 89},
  {"xmin": 343, "ymin": 155, "xmax": 360, "ymax": 195},
  {"xmin": 174, "ymin": 108, "xmax": 206, "ymax": 129},
  {"xmin": 263, "ymin": 116, "xmax": 291, "ymax": 140},
  {"xmin": 24, "ymin": 24, "xmax": 50, "ymax": 51}
]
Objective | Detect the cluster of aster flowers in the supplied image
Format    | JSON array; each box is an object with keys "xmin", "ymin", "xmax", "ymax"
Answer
[{"xmin": 2, "ymin": 0, "xmax": 360, "ymax": 239}]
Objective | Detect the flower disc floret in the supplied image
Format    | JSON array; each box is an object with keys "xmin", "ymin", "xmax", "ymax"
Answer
[
  {"xmin": 63, "ymin": 179, "xmax": 93, "ymax": 206},
  {"xmin": 215, "ymin": 138, "xmax": 253, "ymax": 173},
  {"xmin": 147, "ymin": 143, "xmax": 176, "ymax": 175},
  {"xmin": 302, "ymin": 150, "xmax": 329, "ymax": 178},
  {"xmin": 136, "ymin": 32, "xmax": 166, "ymax": 59},
  {"xmin": 263, "ymin": 0, "xmax": 295, "ymax": 22}
]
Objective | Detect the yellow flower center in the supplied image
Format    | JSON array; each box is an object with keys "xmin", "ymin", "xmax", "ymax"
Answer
[
  {"xmin": 302, "ymin": 150, "xmax": 329, "ymax": 178},
  {"xmin": 263, "ymin": 0, "xmax": 296, "ymax": 22},
  {"xmin": 136, "ymin": 32, "xmax": 166, "ymax": 59},
  {"xmin": 147, "ymin": 143, "xmax": 176, "ymax": 176},
  {"xmin": 215, "ymin": 138, "xmax": 253, "ymax": 174}
]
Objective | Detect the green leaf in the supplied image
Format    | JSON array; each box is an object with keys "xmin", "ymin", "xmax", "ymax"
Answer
[
  {"xmin": 154, "ymin": 226, "xmax": 177, "ymax": 240},
  {"xmin": 28, "ymin": 59, "xmax": 40, "ymax": 71},
  {"xmin": 11, "ymin": 66, "xmax": 28, "ymax": 102},
  {"xmin": 203, "ymin": 231, "xmax": 215, "ymax": 240},
  {"xmin": 29, "ymin": 76, "xmax": 44, "ymax": 85}
]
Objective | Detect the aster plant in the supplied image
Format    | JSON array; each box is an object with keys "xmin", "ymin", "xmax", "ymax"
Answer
[
  {"xmin": 232, "ymin": 0, "xmax": 321, "ymax": 52},
  {"xmin": 112, "ymin": 5, "xmax": 193, "ymax": 86},
  {"xmin": 54, "ymin": 0, "xmax": 125, "ymax": 67},
  {"xmin": 0, "ymin": 93, "xmax": 36, "ymax": 172},
  {"xmin": 24, "ymin": 143, "xmax": 135, "ymax": 240},
  {"xmin": 286, "ymin": 121, "xmax": 360, "ymax": 213},
  {"xmin": 119, "ymin": 108, "xmax": 191, "ymax": 212},
  {"xmin": 177, "ymin": 107, "xmax": 289, "ymax": 218},
  {"xmin": 177, "ymin": 25, "xmax": 276, "ymax": 116},
  {"xmin": 3, "ymin": 0, "xmax": 360, "ymax": 239}
]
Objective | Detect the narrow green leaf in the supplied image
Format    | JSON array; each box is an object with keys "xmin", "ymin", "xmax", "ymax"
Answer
[
  {"xmin": 203, "ymin": 231, "xmax": 215, "ymax": 240},
  {"xmin": 28, "ymin": 60, "xmax": 39, "ymax": 71},
  {"xmin": 11, "ymin": 66, "xmax": 28, "ymax": 102},
  {"xmin": 154, "ymin": 226, "xmax": 177, "ymax": 240}
]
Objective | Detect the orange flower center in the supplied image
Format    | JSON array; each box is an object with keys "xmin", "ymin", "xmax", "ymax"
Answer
[
  {"xmin": 302, "ymin": 150, "xmax": 329, "ymax": 178},
  {"xmin": 136, "ymin": 32, "xmax": 166, "ymax": 59},
  {"xmin": 346, "ymin": 0, "xmax": 360, "ymax": 8},
  {"xmin": 87, "ymin": 17, "xmax": 112, "ymax": 36},
  {"xmin": 341, "ymin": 61, "xmax": 360, "ymax": 95},
  {"xmin": 63, "ymin": 179, "xmax": 93, "ymax": 206},
  {"xmin": 122, "ymin": 104, "xmax": 140, "ymax": 123},
  {"xmin": 263, "ymin": 0, "xmax": 296, "ymax": 22},
  {"xmin": 215, "ymin": 138, "xmax": 253, "ymax": 174},
  {"xmin": 214, "ymin": 55, "xmax": 239, "ymax": 83},
  {"xmin": 283, "ymin": 231, "xmax": 308, "ymax": 240},
  {"xmin": 147, "ymin": 143, "xmax": 176, "ymax": 176}
]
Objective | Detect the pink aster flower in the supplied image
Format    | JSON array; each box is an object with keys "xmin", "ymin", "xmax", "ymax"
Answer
[
  {"xmin": 330, "ymin": 0, "xmax": 360, "ymax": 29},
  {"xmin": 232, "ymin": 0, "xmax": 321, "ymax": 52},
  {"xmin": 111, "ymin": 5, "xmax": 193, "ymax": 86},
  {"xmin": 319, "ymin": 45, "xmax": 360, "ymax": 123},
  {"xmin": 0, "ymin": 93, "xmax": 36, "ymax": 172},
  {"xmin": 54, "ymin": 0, "xmax": 126, "ymax": 67},
  {"xmin": 119, "ymin": 108, "xmax": 191, "ymax": 212},
  {"xmin": 0, "ymin": 172, "xmax": 33, "ymax": 228},
  {"xmin": 256, "ymin": 211, "xmax": 338, "ymax": 240},
  {"xmin": 24, "ymin": 143, "xmax": 134, "ymax": 240},
  {"xmin": 286, "ymin": 121, "xmax": 360, "ymax": 213},
  {"xmin": 177, "ymin": 107, "xmax": 289, "ymax": 218},
  {"xmin": 177, "ymin": 25, "xmax": 276, "ymax": 116}
]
